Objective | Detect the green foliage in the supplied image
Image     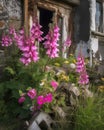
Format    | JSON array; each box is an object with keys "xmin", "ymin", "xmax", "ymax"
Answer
[
  {"xmin": 1, "ymin": 46, "xmax": 104, "ymax": 130},
  {"xmin": 0, "ymin": 118, "xmax": 26, "ymax": 130},
  {"xmin": 0, "ymin": 80, "xmax": 29, "ymax": 121},
  {"xmin": 50, "ymin": 93, "xmax": 104, "ymax": 130},
  {"xmin": 74, "ymin": 94, "xmax": 104, "ymax": 130},
  {"xmin": 0, "ymin": 53, "xmax": 77, "ymax": 122}
]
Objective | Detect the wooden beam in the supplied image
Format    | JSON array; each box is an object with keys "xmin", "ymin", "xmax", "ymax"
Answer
[
  {"xmin": 24, "ymin": 0, "xmax": 28, "ymax": 36},
  {"xmin": 55, "ymin": 0, "xmax": 80, "ymax": 6},
  {"xmin": 92, "ymin": 31, "xmax": 104, "ymax": 37}
]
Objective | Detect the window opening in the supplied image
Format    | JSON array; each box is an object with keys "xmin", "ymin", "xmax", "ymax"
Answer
[
  {"xmin": 95, "ymin": 1, "xmax": 103, "ymax": 32},
  {"xmin": 39, "ymin": 7, "xmax": 53, "ymax": 37},
  {"xmin": 38, "ymin": 7, "xmax": 53, "ymax": 56}
]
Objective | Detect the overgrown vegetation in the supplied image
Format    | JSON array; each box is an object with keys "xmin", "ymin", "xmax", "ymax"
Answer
[
  {"xmin": 0, "ymin": 53, "xmax": 104, "ymax": 130},
  {"xmin": 0, "ymin": 18, "xmax": 104, "ymax": 130}
]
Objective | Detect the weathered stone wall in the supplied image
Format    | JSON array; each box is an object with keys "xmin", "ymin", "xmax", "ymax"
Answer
[
  {"xmin": 0, "ymin": 0, "xmax": 24, "ymax": 66},
  {"xmin": 0, "ymin": 0, "xmax": 8, "ymax": 38},
  {"xmin": 0, "ymin": 0, "xmax": 23, "ymax": 36}
]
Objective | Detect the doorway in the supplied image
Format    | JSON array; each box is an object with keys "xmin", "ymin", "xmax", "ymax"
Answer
[
  {"xmin": 39, "ymin": 7, "xmax": 53, "ymax": 37},
  {"xmin": 38, "ymin": 7, "xmax": 53, "ymax": 56}
]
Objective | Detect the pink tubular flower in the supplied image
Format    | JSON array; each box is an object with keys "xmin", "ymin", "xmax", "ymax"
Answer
[
  {"xmin": 64, "ymin": 37, "xmax": 71, "ymax": 47},
  {"xmin": 14, "ymin": 29, "xmax": 25, "ymax": 49},
  {"xmin": 14, "ymin": 23, "xmax": 40, "ymax": 65},
  {"xmin": 76, "ymin": 55, "xmax": 85, "ymax": 73},
  {"xmin": 37, "ymin": 95, "xmax": 44, "ymax": 105},
  {"xmin": 44, "ymin": 25, "xmax": 60, "ymax": 58},
  {"xmin": 78, "ymin": 70, "xmax": 89, "ymax": 85},
  {"xmin": 1, "ymin": 19, "xmax": 42, "ymax": 66},
  {"xmin": 50, "ymin": 80, "xmax": 58, "ymax": 90},
  {"xmin": 27, "ymin": 89, "xmax": 37, "ymax": 99},
  {"xmin": 19, "ymin": 37, "xmax": 39, "ymax": 65},
  {"xmin": 14, "ymin": 28, "xmax": 39, "ymax": 65},
  {"xmin": 2, "ymin": 35, "xmax": 12, "ymax": 47},
  {"xmin": 30, "ymin": 18, "xmax": 43, "ymax": 42},
  {"xmin": 18, "ymin": 96, "xmax": 25, "ymax": 104},
  {"xmin": 44, "ymin": 93, "xmax": 53, "ymax": 103}
]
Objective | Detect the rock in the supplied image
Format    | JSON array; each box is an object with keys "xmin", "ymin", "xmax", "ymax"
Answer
[
  {"xmin": 28, "ymin": 121, "xmax": 41, "ymax": 130},
  {"xmin": 0, "ymin": 4, "xmax": 3, "ymax": 13},
  {"xmin": 0, "ymin": 20, "xmax": 5, "ymax": 29},
  {"xmin": 0, "ymin": 12, "xmax": 8, "ymax": 20},
  {"xmin": 70, "ymin": 94, "xmax": 78, "ymax": 106},
  {"xmin": 53, "ymin": 106, "xmax": 66, "ymax": 118},
  {"xmin": 69, "ymin": 86, "xmax": 80, "ymax": 96},
  {"xmin": 28, "ymin": 112, "xmax": 53, "ymax": 130},
  {"xmin": 98, "ymin": 64, "xmax": 104, "ymax": 76},
  {"xmin": 83, "ymin": 88, "xmax": 93, "ymax": 98}
]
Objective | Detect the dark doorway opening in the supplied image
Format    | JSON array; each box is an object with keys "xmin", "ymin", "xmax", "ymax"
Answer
[
  {"xmin": 38, "ymin": 7, "xmax": 53, "ymax": 56},
  {"xmin": 39, "ymin": 7, "xmax": 53, "ymax": 37}
]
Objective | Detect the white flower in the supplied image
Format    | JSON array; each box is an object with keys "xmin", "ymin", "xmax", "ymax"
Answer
[
  {"xmin": 40, "ymin": 82, "xmax": 44, "ymax": 86},
  {"xmin": 69, "ymin": 63, "xmax": 76, "ymax": 69}
]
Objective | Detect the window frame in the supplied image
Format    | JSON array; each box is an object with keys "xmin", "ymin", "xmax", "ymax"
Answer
[
  {"xmin": 95, "ymin": 0, "xmax": 104, "ymax": 33},
  {"xmin": 27, "ymin": 0, "xmax": 72, "ymax": 57}
]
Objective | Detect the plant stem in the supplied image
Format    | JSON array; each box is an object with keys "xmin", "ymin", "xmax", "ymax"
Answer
[{"xmin": 43, "ymin": 57, "xmax": 50, "ymax": 72}]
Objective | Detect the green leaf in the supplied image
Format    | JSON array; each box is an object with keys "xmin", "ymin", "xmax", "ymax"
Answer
[
  {"xmin": 26, "ymin": 87, "xmax": 32, "ymax": 91},
  {"xmin": 19, "ymin": 90, "xmax": 23, "ymax": 95},
  {"xmin": 4, "ymin": 66, "xmax": 15, "ymax": 75}
]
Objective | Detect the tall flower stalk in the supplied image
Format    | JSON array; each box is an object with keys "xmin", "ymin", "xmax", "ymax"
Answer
[
  {"xmin": 78, "ymin": 69, "xmax": 89, "ymax": 85},
  {"xmin": 30, "ymin": 18, "xmax": 43, "ymax": 42},
  {"xmin": 76, "ymin": 54, "xmax": 89, "ymax": 85},
  {"xmin": 44, "ymin": 25, "xmax": 60, "ymax": 58},
  {"xmin": 2, "ymin": 20, "xmax": 60, "ymax": 65},
  {"xmin": 76, "ymin": 55, "xmax": 85, "ymax": 73},
  {"xmin": 2, "ymin": 35, "xmax": 12, "ymax": 47},
  {"xmin": 2, "ymin": 19, "xmax": 43, "ymax": 66}
]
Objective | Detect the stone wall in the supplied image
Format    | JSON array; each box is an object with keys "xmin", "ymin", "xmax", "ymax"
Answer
[
  {"xmin": 0, "ymin": 0, "xmax": 8, "ymax": 38},
  {"xmin": 0, "ymin": 0, "xmax": 23, "ymax": 36},
  {"xmin": 0, "ymin": 0, "xmax": 24, "ymax": 65}
]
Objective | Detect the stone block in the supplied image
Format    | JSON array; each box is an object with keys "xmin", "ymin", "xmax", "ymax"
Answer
[
  {"xmin": 98, "ymin": 64, "xmax": 104, "ymax": 76},
  {"xmin": 28, "ymin": 121, "xmax": 41, "ymax": 130},
  {"xmin": 0, "ymin": 20, "xmax": 5, "ymax": 29},
  {"xmin": 28, "ymin": 112, "xmax": 53, "ymax": 130},
  {"xmin": 8, "ymin": 19, "xmax": 23, "ymax": 30},
  {"xmin": 0, "ymin": 4, "xmax": 3, "ymax": 13},
  {"xmin": 0, "ymin": 12, "xmax": 8, "ymax": 20}
]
